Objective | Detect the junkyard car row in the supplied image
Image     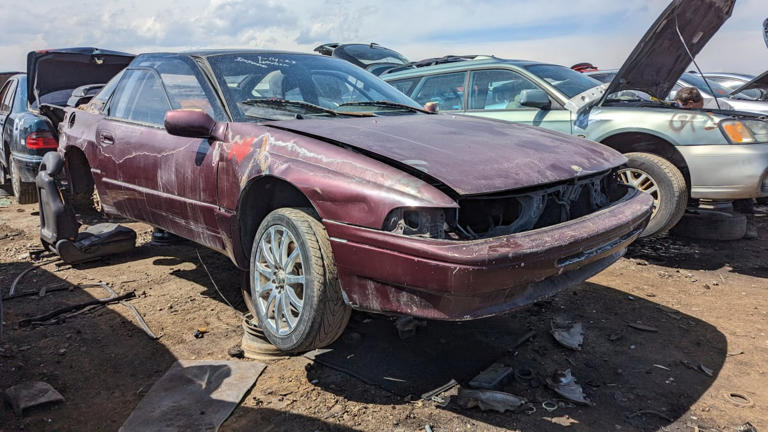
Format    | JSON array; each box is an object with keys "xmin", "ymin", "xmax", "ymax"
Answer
[{"xmin": 0, "ymin": 0, "xmax": 764, "ymax": 352}]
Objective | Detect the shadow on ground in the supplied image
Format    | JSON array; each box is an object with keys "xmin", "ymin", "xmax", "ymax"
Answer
[{"xmin": 305, "ymin": 282, "xmax": 727, "ymax": 431}]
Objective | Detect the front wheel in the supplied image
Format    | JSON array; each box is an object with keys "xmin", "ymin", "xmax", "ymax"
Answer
[
  {"xmin": 618, "ymin": 152, "xmax": 688, "ymax": 237},
  {"xmin": 246, "ymin": 208, "xmax": 350, "ymax": 353}
]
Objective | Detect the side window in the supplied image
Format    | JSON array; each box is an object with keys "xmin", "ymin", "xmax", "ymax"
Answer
[
  {"xmin": 109, "ymin": 70, "xmax": 172, "ymax": 126},
  {"xmin": 411, "ymin": 72, "xmax": 466, "ymax": 111},
  {"xmin": 0, "ymin": 81, "xmax": 13, "ymax": 113},
  {"xmin": 88, "ymin": 70, "xmax": 124, "ymax": 114},
  {"xmin": 388, "ymin": 77, "xmax": 421, "ymax": 96},
  {"xmin": 156, "ymin": 59, "xmax": 216, "ymax": 117},
  {"xmin": 468, "ymin": 70, "xmax": 542, "ymax": 110}
]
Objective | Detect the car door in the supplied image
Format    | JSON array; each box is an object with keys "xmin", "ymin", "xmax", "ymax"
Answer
[
  {"xmin": 462, "ymin": 69, "xmax": 572, "ymax": 134},
  {"xmin": 96, "ymin": 60, "xmax": 227, "ymax": 249},
  {"xmin": 409, "ymin": 72, "xmax": 468, "ymax": 112}
]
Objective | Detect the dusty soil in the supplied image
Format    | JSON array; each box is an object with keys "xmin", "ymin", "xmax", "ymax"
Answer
[{"xmin": 1, "ymin": 192, "xmax": 766, "ymax": 431}]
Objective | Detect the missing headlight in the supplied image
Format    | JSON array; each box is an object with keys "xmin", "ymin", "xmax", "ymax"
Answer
[{"xmin": 383, "ymin": 208, "xmax": 449, "ymax": 238}]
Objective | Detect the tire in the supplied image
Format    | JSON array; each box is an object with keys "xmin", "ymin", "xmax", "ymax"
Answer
[
  {"xmin": 10, "ymin": 158, "xmax": 37, "ymax": 204},
  {"xmin": 618, "ymin": 152, "xmax": 687, "ymax": 237},
  {"xmin": 670, "ymin": 209, "xmax": 747, "ymax": 241},
  {"xmin": 246, "ymin": 208, "xmax": 351, "ymax": 353}
]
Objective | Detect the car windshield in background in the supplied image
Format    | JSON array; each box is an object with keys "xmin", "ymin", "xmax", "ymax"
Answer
[
  {"xmin": 206, "ymin": 53, "xmax": 421, "ymax": 120},
  {"xmin": 681, "ymin": 73, "xmax": 732, "ymax": 97},
  {"xmin": 337, "ymin": 44, "xmax": 409, "ymax": 65},
  {"xmin": 524, "ymin": 64, "xmax": 602, "ymax": 98}
]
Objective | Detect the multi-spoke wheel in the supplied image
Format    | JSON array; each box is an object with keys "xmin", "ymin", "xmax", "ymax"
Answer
[
  {"xmin": 246, "ymin": 208, "xmax": 351, "ymax": 353},
  {"xmin": 618, "ymin": 152, "xmax": 688, "ymax": 237}
]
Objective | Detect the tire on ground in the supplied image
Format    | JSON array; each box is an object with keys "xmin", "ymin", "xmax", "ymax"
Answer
[
  {"xmin": 670, "ymin": 209, "xmax": 747, "ymax": 241},
  {"xmin": 623, "ymin": 152, "xmax": 688, "ymax": 237},
  {"xmin": 246, "ymin": 207, "xmax": 351, "ymax": 353},
  {"xmin": 10, "ymin": 159, "xmax": 37, "ymax": 204}
]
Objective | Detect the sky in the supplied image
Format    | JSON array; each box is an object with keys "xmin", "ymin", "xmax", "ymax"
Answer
[{"xmin": 1, "ymin": 0, "xmax": 766, "ymax": 74}]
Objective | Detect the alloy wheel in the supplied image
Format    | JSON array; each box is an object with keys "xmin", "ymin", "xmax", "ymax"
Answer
[{"xmin": 618, "ymin": 167, "xmax": 660, "ymax": 217}]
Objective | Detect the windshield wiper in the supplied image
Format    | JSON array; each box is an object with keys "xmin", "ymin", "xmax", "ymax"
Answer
[
  {"xmin": 241, "ymin": 98, "xmax": 340, "ymax": 116},
  {"xmin": 339, "ymin": 100, "xmax": 430, "ymax": 113}
]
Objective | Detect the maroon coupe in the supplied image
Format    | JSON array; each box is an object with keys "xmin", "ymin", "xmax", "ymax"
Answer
[{"xmin": 56, "ymin": 50, "xmax": 652, "ymax": 352}]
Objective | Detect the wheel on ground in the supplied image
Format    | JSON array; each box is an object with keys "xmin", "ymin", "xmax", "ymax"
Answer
[
  {"xmin": 246, "ymin": 208, "xmax": 351, "ymax": 353},
  {"xmin": 10, "ymin": 158, "xmax": 37, "ymax": 204},
  {"xmin": 617, "ymin": 152, "xmax": 687, "ymax": 237},
  {"xmin": 670, "ymin": 209, "xmax": 747, "ymax": 241}
]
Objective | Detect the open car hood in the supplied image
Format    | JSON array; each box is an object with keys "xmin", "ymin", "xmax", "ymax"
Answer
[
  {"xmin": 313, "ymin": 43, "xmax": 409, "ymax": 76},
  {"xmin": 266, "ymin": 115, "xmax": 625, "ymax": 196},
  {"xmin": 729, "ymin": 70, "xmax": 768, "ymax": 100},
  {"xmin": 27, "ymin": 47, "xmax": 134, "ymax": 108},
  {"xmin": 601, "ymin": 0, "xmax": 735, "ymax": 104}
]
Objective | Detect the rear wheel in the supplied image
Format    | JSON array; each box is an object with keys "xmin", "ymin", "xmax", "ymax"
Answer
[
  {"xmin": 247, "ymin": 208, "xmax": 350, "ymax": 353},
  {"xmin": 618, "ymin": 152, "xmax": 687, "ymax": 237},
  {"xmin": 10, "ymin": 158, "xmax": 37, "ymax": 204}
]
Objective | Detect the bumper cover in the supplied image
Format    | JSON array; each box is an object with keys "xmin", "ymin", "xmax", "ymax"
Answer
[
  {"xmin": 11, "ymin": 152, "xmax": 44, "ymax": 183},
  {"xmin": 325, "ymin": 189, "xmax": 653, "ymax": 320},
  {"xmin": 678, "ymin": 144, "xmax": 768, "ymax": 199}
]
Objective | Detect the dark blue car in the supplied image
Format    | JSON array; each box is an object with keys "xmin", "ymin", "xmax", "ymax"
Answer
[{"xmin": 0, "ymin": 48, "xmax": 133, "ymax": 203}]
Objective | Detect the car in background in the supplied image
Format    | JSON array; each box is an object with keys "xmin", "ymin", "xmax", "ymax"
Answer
[
  {"xmin": 54, "ymin": 49, "xmax": 652, "ymax": 352},
  {"xmin": 0, "ymin": 48, "xmax": 133, "ymax": 203},
  {"xmin": 314, "ymin": 43, "xmax": 410, "ymax": 76},
  {"xmin": 382, "ymin": 0, "xmax": 768, "ymax": 238},
  {"xmin": 704, "ymin": 72, "xmax": 768, "ymax": 102}
]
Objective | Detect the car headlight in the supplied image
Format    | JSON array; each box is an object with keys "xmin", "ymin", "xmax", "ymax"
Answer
[
  {"xmin": 382, "ymin": 207, "xmax": 450, "ymax": 238},
  {"xmin": 720, "ymin": 119, "xmax": 768, "ymax": 144}
]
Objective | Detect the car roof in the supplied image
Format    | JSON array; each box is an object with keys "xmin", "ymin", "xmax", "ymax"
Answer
[
  {"xmin": 136, "ymin": 49, "xmax": 317, "ymax": 58},
  {"xmin": 382, "ymin": 56, "xmax": 548, "ymax": 78}
]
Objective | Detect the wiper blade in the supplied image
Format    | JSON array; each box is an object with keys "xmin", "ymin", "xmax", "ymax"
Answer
[
  {"xmin": 339, "ymin": 100, "xmax": 430, "ymax": 113},
  {"xmin": 240, "ymin": 98, "xmax": 339, "ymax": 116}
]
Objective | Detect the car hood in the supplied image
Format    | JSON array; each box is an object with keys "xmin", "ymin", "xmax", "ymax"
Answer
[
  {"xmin": 265, "ymin": 115, "xmax": 625, "ymax": 196},
  {"xmin": 729, "ymin": 70, "xmax": 768, "ymax": 100},
  {"xmin": 601, "ymin": 0, "xmax": 735, "ymax": 104},
  {"xmin": 27, "ymin": 47, "xmax": 134, "ymax": 107}
]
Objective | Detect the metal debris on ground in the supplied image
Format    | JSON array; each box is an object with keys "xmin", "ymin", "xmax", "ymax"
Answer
[
  {"xmin": 194, "ymin": 327, "xmax": 208, "ymax": 338},
  {"xmin": 699, "ymin": 364, "xmax": 714, "ymax": 377},
  {"xmin": 420, "ymin": 379, "xmax": 459, "ymax": 407},
  {"xmin": 542, "ymin": 400, "xmax": 558, "ymax": 412},
  {"xmin": 18, "ymin": 291, "xmax": 136, "ymax": 327},
  {"xmin": 424, "ymin": 425, "xmax": 433, "ymax": 432},
  {"xmin": 627, "ymin": 322, "xmax": 659, "ymax": 332},
  {"xmin": 514, "ymin": 367, "xmax": 534, "ymax": 382},
  {"xmin": 2, "ymin": 381, "xmax": 65, "ymax": 416},
  {"xmin": 227, "ymin": 345, "xmax": 245, "ymax": 358},
  {"xmin": 737, "ymin": 422, "xmax": 758, "ymax": 432},
  {"xmin": 547, "ymin": 369, "xmax": 592, "ymax": 406},
  {"xmin": 85, "ymin": 282, "xmax": 157, "ymax": 339},
  {"xmin": 550, "ymin": 319, "xmax": 584, "ymax": 350},
  {"xmin": 457, "ymin": 388, "xmax": 527, "ymax": 413},
  {"xmin": 394, "ymin": 316, "xmax": 426, "ymax": 340},
  {"xmin": 469, "ymin": 362, "xmax": 514, "ymax": 390}
]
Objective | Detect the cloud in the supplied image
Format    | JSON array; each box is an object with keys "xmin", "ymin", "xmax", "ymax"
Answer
[{"xmin": 0, "ymin": 0, "xmax": 766, "ymax": 74}]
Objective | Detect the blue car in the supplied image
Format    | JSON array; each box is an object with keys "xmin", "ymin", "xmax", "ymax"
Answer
[{"xmin": 0, "ymin": 48, "xmax": 133, "ymax": 203}]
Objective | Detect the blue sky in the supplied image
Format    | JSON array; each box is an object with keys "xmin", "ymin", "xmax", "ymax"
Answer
[{"xmin": 0, "ymin": 0, "xmax": 766, "ymax": 74}]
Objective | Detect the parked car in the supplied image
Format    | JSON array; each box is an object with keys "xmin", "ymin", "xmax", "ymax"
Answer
[
  {"xmin": 54, "ymin": 49, "xmax": 652, "ymax": 352},
  {"xmin": 0, "ymin": 48, "xmax": 133, "ymax": 203},
  {"xmin": 383, "ymin": 0, "xmax": 768, "ymax": 237},
  {"xmin": 704, "ymin": 72, "xmax": 768, "ymax": 102},
  {"xmin": 314, "ymin": 43, "xmax": 410, "ymax": 76}
]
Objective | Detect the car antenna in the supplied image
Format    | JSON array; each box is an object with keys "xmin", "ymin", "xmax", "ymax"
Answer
[{"xmin": 675, "ymin": 15, "xmax": 721, "ymax": 110}]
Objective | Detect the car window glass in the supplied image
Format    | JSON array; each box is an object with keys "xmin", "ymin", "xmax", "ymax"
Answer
[
  {"xmin": 109, "ymin": 69, "xmax": 171, "ymax": 126},
  {"xmin": 89, "ymin": 70, "xmax": 124, "ymax": 114},
  {"xmin": 469, "ymin": 70, "xmax": 542, "ymax": 110},
  {"xmin": 411, "ymin": 72, "xmax": 466, "ymax": 111},
  {"xmin": 388, "ymin": 77, "xmax": 421, "ymax": 96},
  {"xmin": 310, "ymin": 72, "xmax": 389, "ymax": 108},
  {"xmin": 0, "ymin": 81, "xmax": 12, "ymax": 113},
  {"xmin": 150, "ymin": 59, "xmax": 217, "ymax": 117}
]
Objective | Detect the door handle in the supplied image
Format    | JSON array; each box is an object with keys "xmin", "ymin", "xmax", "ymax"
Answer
[{"xmin": 99, "ymin": 132, "xmax": 114, "ymax": 145}]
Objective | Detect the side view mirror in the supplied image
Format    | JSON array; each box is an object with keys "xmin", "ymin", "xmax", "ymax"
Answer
[
  {"xmin": 519, "ymin": 89, "xmax": 551, "ymax": 109},
  {"xmin": 165, "ymin": 110, "xmax": 225, "ymax": 141}
]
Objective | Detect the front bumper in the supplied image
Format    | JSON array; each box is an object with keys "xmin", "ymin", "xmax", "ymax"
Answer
[
  {"xmin": 10, "ymin": 152, "xmax": 44, "ymax": 183},
  {"xmin": 678, "ymin": 144, "xmax": 768, "ymax": 199},
  {"xmin": 324, "ymin": 189, "xmax": 653, "ymax": 320}
]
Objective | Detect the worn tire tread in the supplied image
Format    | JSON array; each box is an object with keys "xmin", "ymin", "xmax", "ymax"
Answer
[{"xmin": 624, "ymin": 152, "xmax": 687, "ymax": 237}]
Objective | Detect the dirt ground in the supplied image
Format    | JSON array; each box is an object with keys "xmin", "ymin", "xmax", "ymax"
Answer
[{"xmin": 1, "ymin": 192, "xmax": 766, "ymax": 432}]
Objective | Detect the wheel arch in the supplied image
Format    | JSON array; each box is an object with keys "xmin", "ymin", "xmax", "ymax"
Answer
[
  {"xmin": 600, "ymin": 132, "xmax": 691, "ymax": 191},
  {"xmin": 62, "ymin": 146, "xmax": 94, "ymax": 195}
]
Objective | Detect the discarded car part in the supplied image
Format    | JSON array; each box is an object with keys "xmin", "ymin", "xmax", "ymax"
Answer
[
  {"xmin": 724, "ymin": 391, "xmax": 754, "ymax": 407},
  {"xmin": 421, "ymin": 379, "xmax": 459, "ymax": 406},
  {"xmin": 457, "ymin": 388, "xmax": 527, "ymax": 413},
  {"xmin": 627, "ymin": 322, "xmax": 659, "ymax": 332},
  {"xmin": 627, "ymin": 409, "xmax": 674, "ymax": 422},
  {"xmin": 542, "ymin": 400, "xmax": 559, "ymax": 412},
  {"xmin": 3, "ymin": 381, "xmax": 64, "ymax": 416},
  {"xmin": 87, "ymin": 282, "xmax": 157, "ymax": 339},
  {"xmin": 547, "ymin": 369, "xmax": 592, "ymax": 406},
  {"xmin": 699, "ymin": 363, "xmax": 715, "ymax": 377},
  {"xmin": 394, "ymin": 316, "xmax": 427, "ymax": 340},
  {"xmin": 37, "ymin": 152, "xmax": 136, "ymax": 264},
  {"xmin": 738, "ymin": 422, "xmax": 759, "ymax": 432},
  {"xmin": 3, "ymin": 284, "xmax": 71, "ymax": 301},
  {"xmin": 241, "ymin": 313, "xmax": 289, "ymax": 361},
  {"xmin": 670, "ymin": 208, "xmax": 747, "ymax": 240},
  {"xmin": 550, "ymin": 320, "xmax": 584, "ymax": 350},
  {"xmin": 514, "ymin": 367, "xmax": 534, "ymax": 381},
  {"xmin": 18, "ymin": 291, "xmax": 135, "ymax": 327},
  {"xmin": 524, "ymin": 403, "xmax": 536, "ymax": 414},
  {"xmin": 150, "ymin": 229, "xmax": 182, "ymax": 246},
  {"xmin": 469, "ymin": 362, "xmax": 514, "ymax": 390}
]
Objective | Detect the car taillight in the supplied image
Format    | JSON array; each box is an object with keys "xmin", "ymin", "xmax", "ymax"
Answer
[{"xmin": 25, "ymin": 132, "xmax": 58, "ymax": 149}]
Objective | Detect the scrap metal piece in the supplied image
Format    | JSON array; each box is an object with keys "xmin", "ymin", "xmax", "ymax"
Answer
[
  {"xmin": 421, "ymin": 379, "xmax": 459, "ymax": 407},
  {"xmin": 547, "ymin": 369, "xmax": 592, "ymax": 406},
  {"xmin": 627, "ymin": 322, "xmax": 659, "ymax": 333},
  {"xmin": 457, "ymin": 388, "xmax": 527, "ymax": 413},
  {"xmin": 542, "ymin": 400, "xmax": 559, "ymax": 412},
  {"xmin": 86, "ymin": 282, "xmax": 157, "ymax": 340},
  {"xmin": 18, "ymin": 292, "xmax": 136, "ymax": 327},
  {"xmin": 469, "ymin": 362, "xmax": 514, "ymax": 390},
  {"xmin": 550, "ymin": 320, "xmax": 584, "ymax": 350},
  {"xmin": 3, "ymin": 381, "xmax": 64, "ymax": 416}
]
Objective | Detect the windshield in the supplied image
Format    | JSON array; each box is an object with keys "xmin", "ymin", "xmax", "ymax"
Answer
[
  {"xmin": 336, "ymin": 44, "xmax": 409, "ymax": 66},
  {"xmin": 206, "ymin": 53, "xmax": 422, "ymax": 120},
  {"xmin": 524, "ymin": 64, "xmax": 601, "ymax": 98},
  {"xmin": 680, "ymin": 73, "xmax": 732, "ymax": 98}
]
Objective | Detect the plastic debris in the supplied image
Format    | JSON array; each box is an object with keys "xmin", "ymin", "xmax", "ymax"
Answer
[
  {"xmin": 469, "ymin": 362, "xmax": 514, "ymax": 390},
  {"xmin": 547, "ymin": 369, "xmax": 592, "ymax": 406},
  {"xmin": 193, "ymin": 327, "xmax": 208, "ymax": 339},
  {"xmin": 3, "ymin": 381, "xmax": 65, "ymax": 416},
  {"xmin": 550, "ymin": 320, "xmax": 583, "ymax": 350},
  {"xmin": 457, "ymin": 388, "xmax": 527, "ymax": 413},
  {"xmin": 394, "ymin": 316, "xmax": 426, "ymax": 340}
]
